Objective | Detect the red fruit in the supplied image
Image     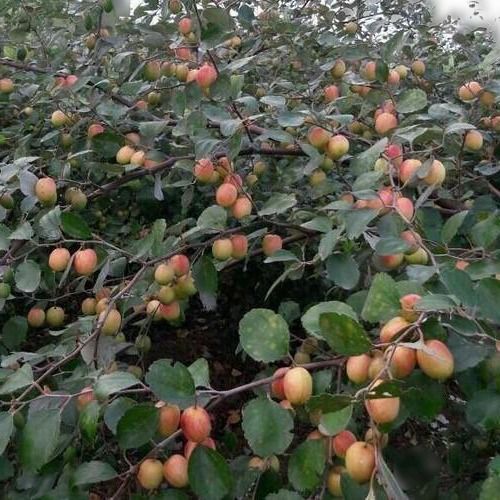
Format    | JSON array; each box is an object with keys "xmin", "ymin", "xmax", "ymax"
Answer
[
  {"xmin": 400, "ymin": 293, "xmax": 421, "ymax": 321},
  {"xmin": 324, "ymin": 85, "xmax": 340, "ymax": 102},
  {"xmin": 388, "ymin": 345, "xmax": 417, "ymax": 378},
  {"xmin": 231, "ymin": 197, "xmax": 252, "ymax": 219},
  {"xmin": 365, "ymin": 379, "xmax": 400, "ymax": 424},
  {"xmin": 385, "ymin": 144, "xmax": 403, "ymax": 167},
  {"xmin": 27, "ymin": 307, "xmax": 45, "ymax": 328},
  {"xmin": 396, "ymin": 197, "xmax": 414, "ymax": 220},
  {"xmin": 224, "ymin": 173, "xmax": 243, "ymax": 188},
  {"xmin": 65, "ymin": 75, "xmax": 78, "ymax": 86},
  {"xmin": 196, "ymin": 63, "xmax": 218, "ymax": 88},
  {"xmin": 416, "ymin": 340, "xmax": 454, "ymax": 380},
  {"xmin": 230, "ymin": 234, "xmax": 248, "ymax": 259},
  {"xmin": 163, "ymin": 454, "xmax": 188, "ymax": 488},
  {"xmin": 48, "ymin": 248, "xmax": 71, "ymax": 272},
  {"xmin": 184, "ymin": 437, "xmax": 216, "ymax": 461},
  {"xmin": 400, "ymin": 230, "xmax": 422, "ymax": 254},
  {"xmin": 175, "ymin": 47, "xmax": 192, "ymax": 61},
  {"xmin": 262, "ymin": 234, "xmax": 283, "ymax": 256},
  {"xmin": 169, "ymin": 254, "xmax": 190, "ymax": 276},
  {"xmin": 0, "ymin": 78, "xmax": 14, "ymax": 94},
  {"xmin": 376, "ymin": 253, "xmax": 404, "ymax": 270},
  {"xmin": 307, "ymin": 127, "xmax": 331, "ymax": 150},
  {"xmin": 270, "ymin": 367, "xmax": 289, "ymax": 400},
  {"xmin": 380, "ymin": 316, "xmax": 410, "ymax": 343},
  {"xmin": 194, "ymin": 158, "xmax": 215, "ymax": 182},
  {"xmin": 375, "ymin": 112, "xmax": 398, "ymax": 135},
  {"xmin": 76, "ymin": 386, "xmax": 94, "ymax": 411},
  {"xmin": 346, "ymin": 354, "xmax": 371, "ymax": 384},
  {"xmin": 180, "ymin": 406, "xmax": 212, "ymax": 443},
  {"xmin": 87, "ymin": 123, "xmax": 105, "ymax": 138},
  {"xmin": 35, "ymin": 177, "xmax": 57, "ymax": 205},
  {"xmin": 160, "ymin": 301, "xmax": 181, "ymax": 321},
  {"xmin": 216, "ymin": 183, "xmax": 238, "ymax": 207},
  {"xmin": 178, "ymin": 17, "xmax": 193, "ymax": 35},
  {"xmin": 73, "ymin": 249, "xmax": 98, "ymax": 276},
  {"xmin": 332, "ymin": 430, "xmax": 357, "ymax": 458}
]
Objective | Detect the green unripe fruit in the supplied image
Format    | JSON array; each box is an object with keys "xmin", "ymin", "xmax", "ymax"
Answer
[
  {"xmin": 13, "ymin": 412, "xmax": 25, "ymax": 429},
  {"xmin": 46, "ymin": 306, "xmax": 65, "ymax": 328},
  {"xmin": 135, "ymin": 334, "xmax": 152, "ymax": 353},
  {"xmin": 128, "ymin": 365, "xmax": 143, "ymax": 379},
  {"xmin": 158, "ymin": 285, "xmax": 176, "ymax": 304},
  {"xmin": 70, "ymin": 190, "xmax": 87, "ymax": 210},
  {"xmin": 0, "ymin": 282, "xmax": 11, "ymax": 298},
  {"xmin": 0, "ymin": 193, "xmax": 14, "ymax": 209}
]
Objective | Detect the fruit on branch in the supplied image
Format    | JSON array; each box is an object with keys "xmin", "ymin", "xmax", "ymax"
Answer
[
  {"xmin": 178, "ymin": 17, "xmax": 193, "ymax": 35},
  {"xmin": 324, "ymin": 85, "xmax": 340, "ymax": 102},
  {"xmin": 116, "ymin": 145, "xmax": 135, "ymax": 165},
  {"xmin": 163, "ymin": 454, "xmax": 188, "ymax": 488},
  {"xmin": 158, "ymin": 403, "xmax": 181, "ymax": 437},
  {"xmin": 143, "ymin": 61, "xmax": 161, "ymax": 81},
  {"xmin": 147, "ymin": 91, "xmax": 161, "ymax": 105},
  {"xmin": 283, "ymin": 367, "xmax": 313, "ymax": 405},
  {"xmin": 464, "ymin": 130, "xmax": 483, "ymax": 150},
  {"xmin": 344, "ymin": 21, "xmax": 358, "ymax": 34},
  {"xmin": 0, "ymin": 283, "xmax": 10, "ymax": 298},
  {"xmin": 332, "ymin": 430, "xmax": 357, "ymax": 458},
  {"xmin": 345, "ymin": 441, "xmax": 375, "ymax": 483},
  {"xmin": 231, "ymin": 197, "xmax": 252, "ymax": 219},
  {"xmin": 230, "ymin": 234, "xmax": 248, "ymax": 259},
  {"xmin": 46, "ymin": 306, "xmax": 65, "ymax": 328},
  {"xmin": 96, "ymin": 298, "xmax": 112, "ymax": 315},
  {"xmin": 130, "ymin": 150, "xmax": 145, "ymax": 167},
  {"xmin": 161, "ymin": 301, "xmax": 181, "ymax": 321},
  {"xmin": 0, "ymin": 78, "xmax": 14, "ymax": 94},
  {"xmin": 374, "ymin": 158, "xmax": 389, "ymax": 173},
  {"xmin": 374, "ymin": 253, "xmax": 404, "ymax": 270},
  {"xmin": 157, "ymin": 285, "xmax": 176, "ymax": 305},
  {"xmin": 388, "ymin": 69, "xmax": 400, "ymax": 86},
  {"xmin": 180, "ymin": 406, "xmax": 212, "ymax": 443},
  {"xmin": 307, "ymin": 126, "xmax": 331, "ymax": 150},
  {"xmin": 458, "ymin": 81, "xmax": 482, "ymax": 102},
  {"xmin": 27, "ymin": 307, "xmax": 45, "ymax": 327},
  {"xmin": 216, "ymin": 183, "xmax": 238, "ymax": 208},
  {"xmin": 346, "ymin": 354, "xmax": 371, "ymax": 384},
  {"xmin": 60, "ymin": 133, "xmax": 73, "ymax": 149},
  {"xmin": 368, "ymin": 351, "xmax": 385, "ymax": 380},
  {"xmin": 65, "ymin": 75, "xmax": 78, "ymax": 86},
  {"xmin": 385, "ymin": 143, "xmax": 403, "ymax": 167},
  {"xmin": 293, "ymin": 350, "xmax": 310, "ymax": 364},
  {"xmin": 125, "ymin": 132, "xmax": 141, "ymax": 145},
  {"xmin": 146, "ymin": 300, "xmax": 163, "ymax": 320},
  {"xmin": 172, "ymin": 275, "xmax": 196, "ymax": 299},
  {"xmin": 99, "ymin": 309, "xmax": 122, "ymax": 335},
  {"xmin": 404, "ymin": 247, "xmax": 429, "ymax": 265},
  {"xmin": 361, "ymin": 60, "xmax": 376, "ymax": 81},
  {"xmin": 380, "ymin": 316, "xmax": 410, "ymax": 343},
  {"xmin": 137, "ymin": 459, "xmax": 164, "ymax": 490},
  {"xmin": 76, "ymin": 386, "xmax": 94, "ymax": 411},
  {"xmin": 48, "ymin": 248, "xmax": 71, "ymax": 272},
  {"xmin": 387, "ymin": 345, "xmax": 417, "ymax": 378},
  {"xmin": 35, "ymin": 177, "xmax": 57, "ymax": 206},
  {"xmin": 399, "ymin": 159, "xmax": 421, "ymax": 183},
  {"xmin": 253, "ymin": 161, "xmax": 267, "ymax": 175},
  {"xmin": 271, "ymin": 367, "xmax": 289, "ymax": 400},
  {"xmin": 480, "ymin": 90, "xmax": 495, "ymax": 107},
  {"xmin": 184, "ymin": 437, "xmax": 217, "ymax": 460},
  {"xmin": 169, "ymin": 254, "xmax": 190, "ymax": 276},
  {"xmin": 194, "ymin": 158, "xmax": 215, "ymax": 183},
  {"xmin": 326, "ymin": 466, "xmax": 345, "ymax": 497},
  {"xmin": 212, "ymin": 239, "xmax": 233, "ymax": 261},
  {"xmin": 168, "ymin": 0, "xmax": 182, "ymax": 13},
  {"xmin": 365, "ymin": 379, "xmax": 400, "ymax": 424},
  {"xmin": 0, "ymin": 193, "xmax": 14, "ymax": 209},
  {"xmin": 375, "ymin": 112, "xmax": 398, "ymax": 135},
  {"xmin": 422, "ymin": 159, "xmax": 446, "ymax": 185},
  {"xmin": 262, "ymin": 234, "xmax": 283, "ymax": 257},
  {"xmin": 351, "ymin": 84, "xmax": 371, "ymax": 96},
  {"xmin": 326, "ymin": 134, "xmax": 349, "ymax": 160},
  {"xmin": 330, "ymin": 59, "xmax": 346, "ymax": 79},
  {"xmin": 73, "ymin": 249, "xmax": 98, "ymax": 275},
  {"xmin": 400, "ymin": 293, "xmax": 421, "ymax": 321},
  {"xmin": 394, "ymin": 65, "xmax": 408, "ymax": 79},
  {"xmin": 416, "ymin": 339, "xmax": 454, "ymax": 380},
  {"xmin": 196, "ymin": 63, "xmax": 218, "ymax": 88},
  {"xmin": 135, "ymin": 334, "xmax": 152, "ymax": 352},
  {"xmin": 309, "ymin": 169, "xmax": 326, "ymax": 187},
  {"xmin": 51, "ymin": 110, "xmax": 69, "ymax": 128},
  {"xmin": 411, "ymin": 59, "xmax": 426, "ymax": 76},
  {"xmin": 455, "ymin": 260, "xmax": 469, "ymax": 271},
  {"xmin": 154, "ymin": 263, "xmax": 175, "ymax": 285},
  {"xmin": 81, "ymin": 297, "xmax": 97, "ymax": 315},
  {"xmin": 395, "ymin": 197, "xmax": 414, "ymax": 220},
  {"xmin": 400, "ymin": 230, "xmax": 422, "ymax": 254},
  {"xmin": 87, "ymin": 123, "xmax": 105, "ymax": 138}
]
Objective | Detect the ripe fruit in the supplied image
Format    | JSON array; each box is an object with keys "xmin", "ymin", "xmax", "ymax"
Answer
[
  {"xmin": 0, "ymin": 78, "xmax": 14, "ymax": 94},
  {"xmin": 283, "ymin": 367, "xmax": 313, "ymax": 405},
  {"xmin": 380, "ymin": 316, "xmax": 410, "ymax": 343},
  {"xmin": 262, "ymin": 234, "xmax": 282, "ymax": 256},
  {"xmin": 51, "ymin": 110, "xmax": 69, "ymax": 128},
  {"xmin": 480, "ymin": 90, "xmax": 495, "ymax": 107},
  {"xmin": 400, "ymin": 293, "xmax": 421, "ymax": 321},
  {"xmin": 76, "ymin": 386, "xmax": 94, "ymax": 411},
  {"xmin": 158, "ymin": 403, "xmax": 181, "ymax": 437},
  {"xmin": 400, "ymin": 230, "xmax": 422, "ymax": 254},
  {"xmin": 394, "ymin": 65, "xmax": 408, "ymax": 79},
  {"xmin": 46, "ymin": 306, "xmax": 65, "ymax": 328},
  {"xmin": 81, "ymin": 297, "xmax": 97, "ymax": 315},
  {"xmin": 163, "ymin": 454, "xmax": 188, "ymax": 488},
  {"xmin": 231, "ymin": 197, "xmax": 252, "ymax": 219},
  {"xmin": 404, "ymin": 247, "xmax": 429, "ymax": 265},
  {"xmin": 324, "ymin": 85, "xmax": 340, "ymax": 102},
  {"xmin": 396, "ymin": 197, "xmax": 414, "ymax": 220},
  {"xmin": 48, "ymin": 248, "xmax": 71, "ymax": 272},
  {"xmin": 169, "ymin": 254, "xmax": 190, "ymax": 276},
  {"xmin": 455, "ymin": 260, "xmax": 469, "ymax": 271},
  {"xmin": 423, "ymin": 159, "xmax": 446, "ymax": 185},
  {"xmin": 271, "ymin": 367, "xmax": 289, "ymax": 400},
  {"xmin": 385, "ymin": 143, "xmax": 403, "ymax": 167},
  {"xmin": 125, "ymin": 132, "xmax": 141, "ymax": 145},
  {"xmin": 346, "ymin": 354, "xmax": 371, "ymax": 384},
  {"xmin": 196, "ymin": 63, "xmax": 217, "ymax": 88},
  {"xmin": 130, "ymin": 150, "xmax": 145, "ymax": 167},
  {"xmin": 416, "ymin": 340, "xmax": 454, "ymax": 380},
  {"xmin": 100, "ymin": 309, "xmax": 122, "ymax": 336},
  {"xmin": 464, "ymin": 130, "xmax": 483, "ymax": 151},
  {"xmin": 35, "ymin": 177, "xmax": 57, "ymax": 206},
  {"xmin": 388, "ymin": 69, "xmax": 400, "ymax": 86},
  {"xmin": 458, "ymin": 81, "xmax": 482, "ymax": 101},
  {"xmin": 116, "ymin": 145, "xmax": 135, "ymax": 164},
  {"xmin": 143, "ymin": 61, "xmax": 161, "ymax": 81},
  {"xmin": 96, "ymin": 298, "xmax": 112, "ymax": 315},
  {"xmin": 146, "ymin": 300, "xmax": 163, "ymax": 320},
  {"xmin": 388, "ymin": 346, "xmax": 417, "ymax": 378},
  {"xmin": 326, "ymin": 135, "xmax": 349, "ymax": 160},
  {"xmin": 366, "ymin": 379, "xmax": 400, "ymax": 424},
  {"xmin": 411, "ymin": 59, "xmax": 425, "ymax": 76},
  {"xmin": 375, "ymin": 112, "xmax": 398, "ymax": 135},
  {"xmin": 137, "ymin": 459, "xmax": 164, "ymax": 490},
  {"xmin": 330, "ymin": 59, "xmax": 346, "ymax": 79},
  {"xmin": 178, "ymin": 17, "xmax": 193, "ymax": 35},
  {"xmin": 375, "ymin": 253, "xmax": 404, "ymax": 270},
  {"xmin": 73, "ymin": 249, "xmax": 98, "ymax": 275},
  {"xmin": 216, "ymin": 183, "xmax": 238, "ymax": 207},
  {"xmin": 230, "ymin": 234, "xmax": 248, "ymax": 259},
  {"xmin": 327, "ymin": 466, "xmax": 345, "ymax": 497},
  {"xmin": 368, "ymin": 353, "xmax": 385, "ymax": 380},
  {"xmin": 345, "ymin": 441, "xmax": 375, "ymax": 483},
  {"xmin": 361, "ymin": 60, "xmax": 376, "ymax": 81},
  {"xmin": 180, "ymin": 406, "xmax": 212, "ymax": 443},
  {"xmin": 28, "ymin": 307, "xmax": 45, "ymax": 327},
  {"xmin": 307, "ymin": 127, "xmax": 331, "ymax": 150},
  {"xmin": 399, "ymin": 159, "xmax": 422, "ymax": 183},
  {"xmin": 332, "ymin": 430, "xmax": 357, "ymax": 458},
  {"xmin": 194, "ymin": 159, "xmax": 214, "ymax": 182},
  {"xmin": 212, "ymin": 239, "xmax": 233, "ymax": 261},
  {"xmin": 154, "ymin": 263, "xmax": 175, "ymax": 285},
  {"xmin": 184, "ymin": 437, "xmax": 216, "ymax": 460}
]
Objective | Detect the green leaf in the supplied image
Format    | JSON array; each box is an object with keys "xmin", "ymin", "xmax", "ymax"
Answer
[
  {"xmin": 343, "ymin": 209, "xmax": 379, "ymax": 239},
  {"xmin": 402, "ymin": 371, "xmax": 445, "ymax": 420},
  {"xmin": 188, "ymin": 446, "xmax": 234, "ymax": 500},
  {"xmin": 341, "ymin": 474, "xmax": 371, "ymax": 500},
  {"xmin": 326, "ymin": 253, "xmax": 360, "ymax": 289},
  {"xmin": 9, "ymin": 221, "xmax": 32, "ymax": 240},
  {"xmin": 301, "ymin": 301, "xmax": 357, "ymax": 338},
  {"xmin": 19, "ymin": 409, "xmax": 61, "ymax": 471},
  {"xmin": 466, "ymin": 390, "xmax": 500, "ymax": 430},
  {"xmin": 79, "ymin": 400, "xmax": 100, "ymax": 443},
  {"xmin": 397, "ymin": 89, "xmax": 428, "ymax": 113},
  {"xmin": 441, "ymin": 211, "xmax": 468, "ymax": 244},
  {"xmin": 0, "ymin": 412, "xmax": 14, "ymax": 455},
  {"xmin": 277, "ymin": 111, "xmax": 305, "ymax": 127},
  {"xmin": 258, "ymin": 193, "xmax": 297, "ymax": 216},
  {"xmin": 375, "ymin": 237, "xmax": 410, "ymax": 256},
  {"xmin": 350, "ymin": 138, "xmax": 388, "ymax": 175},
  {"xmin": 61, "ymin": 212, "xmax": 92, "ymax": 239},
  {"xmin": 440, "ymin": 268, "xmax": 476, "ymax": 308},
  {"xmin": 189, "ymin": 358, "xmax": 210, "ymax": 388},
  {"xmin": 239, "ymin": 309, "xmax": 290, "ymax": 362},
  {"xmin": 38, "ymin": 206, "xmax": 62, "ymax": 240},
  {"xmin": 448, "ymin": 333, "xmax": 490, "ymax": 372},
  {"xmin": 94, "ymin": 372, "xmax": 140, "ymax": 400},
  {"xmin": 481, "ymin": 475, "xmax": 500, "ymax": 500},
  {"xmin": 145, "ymin": 360, "xmax": 195, "ymax": 408},
  {"xmin": 104, "ymin": 397, "xmax": 135, "ymax": 435},
  {"xmin": 0, "ymin": 364, "xmax": 33, "ymax": 395},
  {"xmin": 117, "ymin": 404, "xmax": 159, "ymax": 449},
  {"xmin": 319, "ymin": 405, "xmax": 353, "ymax": 436},
  {"xmin": 197, "ymin": 205, "xmax": 227, "ymax": 230},
  {"xmin": 416, "ymin": 294, "xmax": 457, "ymax": 311},
  {"xmin": 73, "ymin": 461, "xmax": 118, "ymax": 486},
  {"xmin": 242, "ymin": 398, "xmax": 294, "ymax": 456},
  {"xmin": 267, "ymin": 490, "xmax": 303, "ymax": 500},
  {"xmin": 362, "ymin": 273, "xmax": 401, "ymax": 323},
  {"xmin": 470, "ymin": 214, "xmax": 500, "ymax": 249},
  {"xmin": 376, "ymin": 60, "xmax": 389, "ymax": 81},
  {"xmin": 318, "ymin": 228, "xmax": 342, "ymax": 260},
  {"xmin": 476, "ymin": 278, "xmax": 500, "ymax": 324},
  {"xmin": 139, "ymin": 121, "xmax": 168, "ymax": 138},
  {"xmin": 193, "ymin": 256, "xmax": 218, "ymax": 312},
  {"xmin": 306, "ymin": 394, "xmax": 353, "ymax": 413},
  {"xmin": 288, "ymin": 440, "xmax": 326, "ymax": 492},
  {"xmin": 15, "ymin": 260, "xmax": 41, "ymax": 293},
  {"xmin": 2, "ymin": 316, "xmax": 28, "ymax": 350},
  {"xmin": 319, "ymin": 313, "xmax": 372, "ymax": 355}
]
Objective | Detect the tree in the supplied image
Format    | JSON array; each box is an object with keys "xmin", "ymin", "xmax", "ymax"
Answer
[{"xmin": 0, "ymin": 0, "xmax": 499, "ymax": 498}]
